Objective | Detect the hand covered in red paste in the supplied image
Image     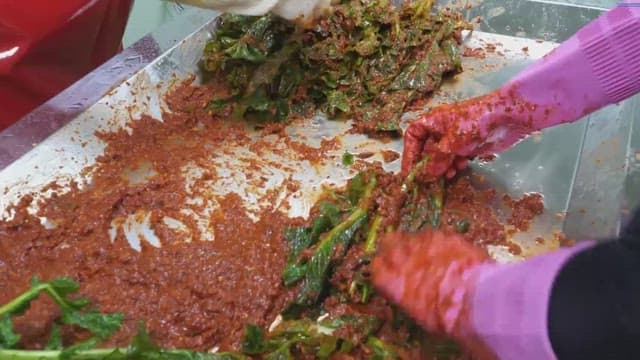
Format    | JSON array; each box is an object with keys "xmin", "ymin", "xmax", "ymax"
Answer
[
  {"xmin": 401, "ymin": 89, "xmax": 539, "ymax": 179},
  {"xmin": 371, "ymin": 229, "xmax": 496, "ymax": 357},
  {"xmin": 402, "ymin": 4, "xmax": 640, "ymax": 179}
]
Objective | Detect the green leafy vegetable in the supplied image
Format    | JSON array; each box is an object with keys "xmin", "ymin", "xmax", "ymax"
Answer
[
  {"xmin": 455, "ymin": 218, "xmax": 470, "ymax": 233},
  {"xmin": 398, "ymin": 157, "xmax": 446, "ymax": 232},
  {"xmin": 0, "ymin": 314, "xmax": 19, "ymax": 349},
  {"xmin": 0, "ymin": 276, "xmax": 123, "ymax": 354},
  {"xmin": 202, "ymin": 0, "xmax": 470, "ymax": 131},
  {"xmin": 342, "ymin": 151, "xmax": 355, "ymax": 166},
  {"xmin": 364, "ymin": 215, "xmax": 383, "ymax": 255},
  {"xmin": 283, "ymin": 174, "xmax": 377, "ymax": 318},
  {"xmin": 241, "ymin": 315, "xmax": 380, "ymax": 359},
  {"xmin": 367, "ymin": 336, "xmax": 400, "ymax": 360},
  {"xmin": 0, "ymin": 278, "xmax": 247, "ymax": 359},
  {"xmin": 282, "ymin": 201, "xmax": 342, "ymax": 287},
  {"xmin": 44, "ymin": 325, "xmax": 62, "ymax": 351}
]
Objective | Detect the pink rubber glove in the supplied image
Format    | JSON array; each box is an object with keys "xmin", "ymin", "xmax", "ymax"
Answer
[
  {"xmin": 372, "ymin": 229, "xmax": 594, "ymax": 360},
  {"xmin": 402, "ymin": 4, "xmax": 640, "ymax": 178}
]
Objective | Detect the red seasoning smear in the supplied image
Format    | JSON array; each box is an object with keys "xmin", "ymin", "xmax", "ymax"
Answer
[
  {"xmin": 504, "ymin": 193, "xmax": 544, "ymax": 231},
  {"xmin": 463, "ymin": 47, "xmax": 486, "ymax": 59},
  {"xmin": 0, "ymin": 81, "xmax": 306, "ymax": 352},
  {"xmin": 381, "ymin": 150, "xmax": 400, "ymax": 163}
]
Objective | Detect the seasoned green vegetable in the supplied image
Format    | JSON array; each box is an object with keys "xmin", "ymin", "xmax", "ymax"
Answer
[
  {"xmin": 367, "ymin": 336, "xmax": 400, "ymax": 360},
  {"xmin": 341, "ymin": 151, "xmax": 355, "ymax": 166},
  {"xmin": 399, "ymin": 158, "xmax": 445, "ymax": 232},
  {"xmin": 454, "ymin": 218, "xmax": 470, "ymax": 233},
  {"xmin": 282, "ymin": 201, "xmax": 343, "ymax": 287},
  {"xmin": 202, "ymin": 0, "xmax": 470, "ymax": 132},
  {"xmin": 0, "ymin": 277, "xmax": 123, "ymax": 353},
  {"xmin": 242, "ymin": 315, "xmax": 380, "ymax": 359},
  {"xmin": 0, "ymin": 277, "xmax": 245, "ymax": 360},
  {"xmin": 283, "ymin": 173, "xmax": 377, "ymax": 318}
]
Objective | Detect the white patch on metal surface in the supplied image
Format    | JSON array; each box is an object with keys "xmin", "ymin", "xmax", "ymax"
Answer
[{"xmin": 109, "ymin": 211, "xmax": 163, "ymax": 251}]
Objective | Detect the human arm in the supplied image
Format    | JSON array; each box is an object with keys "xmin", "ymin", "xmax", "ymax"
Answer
[
  {"xmin": 402, "ymin": 3, "xmax": 640, "ymax": 177},
  {"xmin": 372, "ymin": 208, "xmax": 640, "ymax": 359}
]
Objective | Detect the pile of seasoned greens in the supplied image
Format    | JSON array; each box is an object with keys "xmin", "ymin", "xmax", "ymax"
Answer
[{"xmin": 202, "ymin": 0, "xmax": 470, "ymax": 133}]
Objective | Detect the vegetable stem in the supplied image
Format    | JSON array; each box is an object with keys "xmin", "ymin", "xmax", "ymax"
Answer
[
  {"xmin": 364, "ymin": 216, "xmax": 383, "ymax": 254},
  {"xmin": 0, "ymin": 283, "xmax": 47, "ymax": 317},
  {"xmin": 284, "ymin": 175, "xmax": 377, "ymax": 316},
  {"xmin": 401, "ymin": 156, "xmax": 429, "ymax": 193},
  {"xmin": 429, "ymin": 177, "xmax": 445, "ymax": 228},
  {"xmin": 0, "ymin": 349, "xmax": 238, "ymax": 360},
  {"xmin": 0, "ymin": 348, "xmax": 116, "ymax": 360}
]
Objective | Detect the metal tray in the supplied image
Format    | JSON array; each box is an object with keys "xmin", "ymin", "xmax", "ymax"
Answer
[{"xmin": 1, "ymin": 1, "xmax": 638, "ymax": 261}]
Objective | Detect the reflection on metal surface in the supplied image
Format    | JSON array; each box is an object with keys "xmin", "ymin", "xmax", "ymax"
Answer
[{"xmin": 0, "ymin": 0, "xmax": 638, "ymax": 257}]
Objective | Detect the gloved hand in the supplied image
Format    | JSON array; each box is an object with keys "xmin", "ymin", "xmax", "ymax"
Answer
[
  {"xmin": 174, "ymin": 0, "xmax": 332, "ymax": 20},
  {"xmin": 402, "ymin": 4, "xmax": 640, "ymax": 178},
  {"xmin": 371, "ymin": 229, "xmax": 497, "ymax": 358},
  {"xmin": 372, "ymin": 229, "xmax": 594, "ymax": 359},
  {"xmin": 401, "ymin": 89, "xmax": 539, "ymax": 179}
]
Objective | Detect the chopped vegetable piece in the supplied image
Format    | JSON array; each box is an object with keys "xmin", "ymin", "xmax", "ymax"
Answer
[
  {"xmin": 455, "ymin": 218, "xmax": 471, "ymax": 233},
  {"xmin": 283, "ymin": 174, "xmax": 377, "ymax": 318},
  {"xmin": 342, "ymin": 151, "xmax": 355, "ymax": 166},
  {"xmin": 241, "ymin": 316, "xmax": 380, "ymax": 359}
]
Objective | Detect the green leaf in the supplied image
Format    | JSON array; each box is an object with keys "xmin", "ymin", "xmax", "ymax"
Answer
[
  {"xmin": 128, "ymin": 322, "xmax": 160, "ymax": 356},
  {"xmin": 62, "ymin": 310, "xmax": 124, "ymax": 340},
  {"xmin": 258, "ymin": 316, "xmax": 379, "ymax": 359},
  {"xmin": 310, "ymin": 202, "xmax": 342, "ymax": 238},
  {"xmin": 342, "ymin": 152, "xmax": 354, "ymax": 166},
  {"xmin": 48, "ymin": 277, "xmax": 80, "ymax": 297},
  {"xmin": 455, "ymin": 218, "xmax": 470, "ymax": 233},
  {"xmin": 288, "ymin": 211, "xmax": 367, "ymax": 312},
  {"xmin": 427, "ymin": 338, "xmax": 463, "ymax": 359},
  {"xmin": 45, "ymin": 323, "xmax": 63, "ymax": 350},
  {"xmin": 317, "ymin": 336, "xmax": 338, "ymax": 358},
  {"xmin": 122, "ymin": 323, "xmax": 242, "ymax": 359},
  {"xmin": 241, "ymin": 324, "xmax": 266, "ymax": 354},
  {"xmin": 399, "ymin": 187, "xmax": 430, "ymax": 232},
  {"xmin": 0, "ymin": 314, "xmax": 19, "ymax": 349},
  {"xmin": 354, "ymin": 26, "xmax": 380, "ymax": 56},
  {"xmin": 283, "ymin": 176, "xmax": 376, "ymax": 318},
  {"xmin": 203, "ymin": 0, "xmax": 466, "ymax": 129},
  {"xmin": 282, "ymin": 263, "xmax": 308, "ymax": 287},
  {"xmin": 60, "ymin": 337, "xmax": 100, "ymax": 360},
  {"xmin": 282, "ymin": 201, "xmax": 343, "ymax": 287},
  {"xmin": 367, "ymin": 336, "xmax": 400, "ymax": 360},
  {"xmin": 325, "ymin": 91, "xmax": 351, "ymax": 116},
  {"xmin": 264, "ymin": 344, "xmax": 292, "ymax": 360},
  {"xmin": 347, "ymin": 173, "xmax": 366, "ymax": 206},
  {"xmin": 284, "ymin": 227, "xmax": 313, "ymax": 261},
  {"xmin": 216, "ymin": 14, "xmax": 259, "ymax": 38},
  {"xmin": 224, "ymin": 41, "xmax": 267, "ymax": 63},
  {"xmin": 211, "ymin": 353, "xmax": 250, "ymax": 360},
  {"xmin": 246, "ymin": 42, "xmax": 300, "ymax": 95},
  {"xmin": 207, "ymin": 99, "xmax": 229, "ymax": 111}
]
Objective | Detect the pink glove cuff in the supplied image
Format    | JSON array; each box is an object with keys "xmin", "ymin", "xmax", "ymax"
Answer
[
  {"xmin": 506, "ymin": 5, "xmax": 640, "ymax": 130},
  {"xmin": 470, "ymin": 241, "xmax": 595, "ymax": 360},
  {"xmin": 582, "ymin": 5, "xmax": 640, "ymax": 103}
]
